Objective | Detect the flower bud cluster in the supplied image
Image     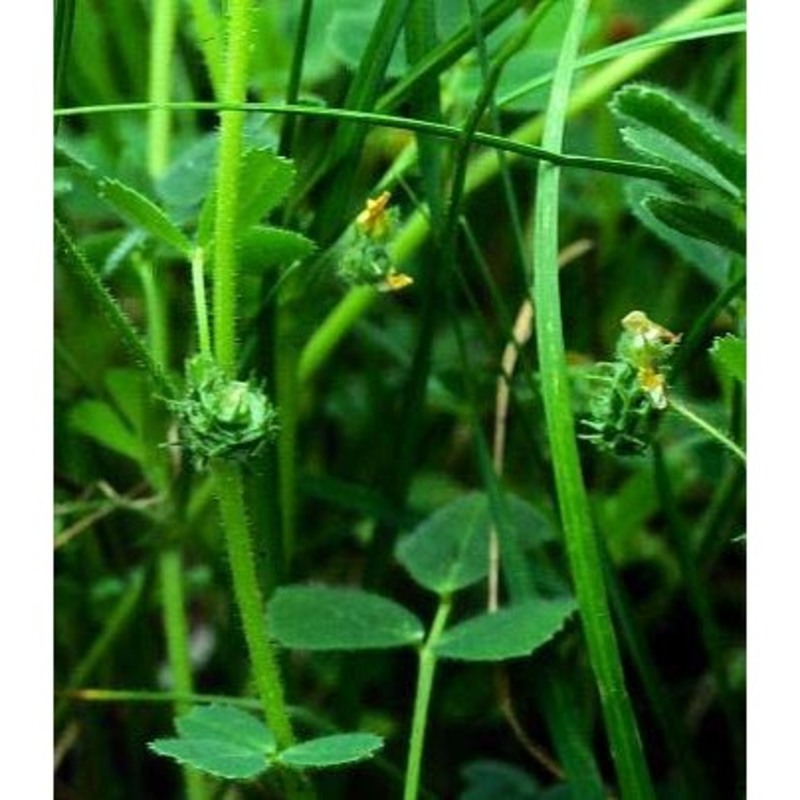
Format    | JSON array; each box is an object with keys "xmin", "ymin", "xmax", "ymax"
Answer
[{"xmin": 337, "ymin": 191, "xmax": 413, "ymax": 292}]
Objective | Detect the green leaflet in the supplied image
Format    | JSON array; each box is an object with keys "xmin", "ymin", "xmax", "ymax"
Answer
[
  {"xmin": 238, "ymin": 225, "xmax": 316, "ymax": 273},
  {"xmin": 710, "ymin": 334, "xmax": 746, "ymax": 384},
  {"xmin": 56, "ymin": 143, "xmax": 193, "ymax": 255},
  {"xmin": 396, "ymin": 491, "xmax": 557, "ymax": 595},
  {"xmin": 434, "ymin": 598, "xmax": 577, "ymax": 662},
  {"xmin": 277, "ymin": 734, "xmax": 384, "ymax": 769},
  {"xmin": 68, "ymin": 399, "xmax": 144, "ymax": 464},
  {"xmin": 269, "ymin": 585, "xmax": 425, "ymax": 650},
  {"xmin": 149, "ymin": 706, "xmax": 383, "ymax": 777},
  {"xmin": 610, "ymin": 82, "xmax": 745, "ymax": 200},
  {"xmin": 625, "ymin": 182, "xmax": 731, "ymax": 287},
  {"xmin": 396, "ymin": 493, "xmax": 491, "ymax": 594},
  {"xmin": 148, "ymin": 704, "xmax": 275, "ymax": 780},
  {"xmin": 644, "ymin": 195, "xmax": 745, "ymax": 256},
  {"xmin": 197, "ymin": 147, "xmax": 298, "ymax": 249}
]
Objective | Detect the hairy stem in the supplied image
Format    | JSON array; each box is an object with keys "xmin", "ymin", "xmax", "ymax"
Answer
[
  {"xmin": 211, "ymin": 461, "xmax": 312, "ymax": 799},
  {"xmin": 55, "ymin": 569, "xmax": 147, "ymax": 728},
  {"xmin": 212, "ymin": 0, "xmax": 256, "ymax": 375},
  {"xmin": 142, "ymin": 241, "xmax": 206, "ymax": 800},
  {"xmin": 211, "ymin": 462, "xmax": 293, "ymax": 744},
  {"xmin": 54, "ymin": 219, "xmax": 177, "ymax": 399},
  {"xmin": 135, "ymin": 255, "xmax": 171, "ymax": 370},
  {"xmin": 669, "ymin": 398, "xmax": 746, "ymax": 464},
  {"xmin": 191, "ymin": 248, "xmax": 212, "ymax": 358}
]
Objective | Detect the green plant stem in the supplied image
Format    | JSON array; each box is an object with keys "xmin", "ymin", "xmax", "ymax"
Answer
[
  {"xmin": 147, "ymin": 0, "xmax": 179, "ymax": 178},
  {"xmin": 531, "ymin": 2, "xmax": 655, "ymax": 799},
  {"xmin": 54, "ymin": 0, "xmax": 76, "ymax": 131},
  {"xmin": 138, "ymin": 242, "xmax": 205, "ymax": 800},
  {"xmin": 274, "ymin": 298, "xmax": 301, "ymax": 565},
  {"xmin": 531, "ymin": 658, "xmax": 605, "ymax": 799},
  {"xmin": 498, "ymin": 10, "xmax": 744, "ymax": 107},
  {"xmin": 668, "ymin": 397, "xmax": 746, "ymax": 464},
  {"xmin": 136, "ymin": 255, "xmax": 171, "ymax": 370},
  {"xmin": 463, "ymin": 0, "xmax": 551, "ymax": 283},
  {"xmin": 278, "ymin": 0, "xmax": 314, "ymax": 159},
  {"xmin": 191, "ymin": 247, "xmax": 212, "ymax": 358},
  {"xmin": 55, "ymin": 568, "xmax": 147, "ymax": 728},
  {"xmin": 187, "ymin": 0, "xmax": 224, "ymax": 98},
  {"xmin": 60, "ymin": 687, "xmax": 265, "ymax": 707},
  {"xmin": 671, "ymin": 274, "xmax": 746, "ymax": 377},
  {"xmin": 55, "ymin": 219, "xmax": 177, "ymax": 399},
  {"xmin": 298, "ymin": 285, "xmax": 377, "ymax": 383},
  {"xmin": 212, "ymin": 0, "xmax": 256, "ymax": 376},
  {"xmin": 142, "ymin": 242, "xmax": 206, "ymax": 800},
  {"xmin": 54, "ymin": 101, "xmax": 675, "ymax": 184},
  {"xmin": 210, "ymin": 461, "xmax": 312, "ymax": 800},
  {"xmin": 159, "ymin": 545, "xmax": 208, "ymax": 800},
  {"xmin": 211, "ymin": 461, "xmax": 294, "ymax": 746},
  {"xmin": 404, "ymin": 0, "xmax": 445, "ymax": 229},
  {"xmin": 378, "ymin": 0, "xmax": 519, "ymax": 113},
  {"xmin": 293, "ymin": 0, "xmax": 736, "ymax": 384},
  {"xmin": 696, "ymin": 462, "xmax": 744, "ymax": 569},
  {"xmin": 404, "ymin": 595, "xmax": 452, "ymax": 800}
]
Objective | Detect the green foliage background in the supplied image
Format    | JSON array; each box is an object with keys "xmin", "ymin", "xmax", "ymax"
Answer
[{"xmin": 55, "ymin": 1, "xmax": 745, "ymax": 798}]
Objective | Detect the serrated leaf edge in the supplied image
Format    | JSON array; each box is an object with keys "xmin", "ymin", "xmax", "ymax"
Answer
[{"xmin": 147, "ymin": 738, "xmax": 271, "ymax": 780}]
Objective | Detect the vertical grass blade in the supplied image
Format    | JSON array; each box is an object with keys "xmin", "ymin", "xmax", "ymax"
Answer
[
  {"xmin": 404, "ymin": 0, "xmax": 445, "ymax": 227},
  {"xmin": 312, "ymin": 0, "xmax": 412, "ymax": 240},
  {"xmin": 279, "ymin": 0, "xmax": 314, "ymax": 158},
  {"xmin": 530, "ymin": 2, "xmax": 656, "ymax": 798}
]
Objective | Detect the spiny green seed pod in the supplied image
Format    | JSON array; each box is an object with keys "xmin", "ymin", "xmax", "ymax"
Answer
[
  {"xmin": 581, "ymin": 311, "xmax": 681, "ymax": 456},
  {"xmin": 338, "ymin": 239, "xmax": 394, "ymax": 285},
  {"xmin": 580, "ymin": 362, "xmax": 656, "ymax": 456},
  {"xmin": 169, "ymin": 355, "xmax": 279, "ymax": 469}
]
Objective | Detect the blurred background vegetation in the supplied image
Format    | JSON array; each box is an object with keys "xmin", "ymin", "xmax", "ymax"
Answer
[{"xmin": 55, "ymin": 1, "xmax": 745, "ymax": 798}]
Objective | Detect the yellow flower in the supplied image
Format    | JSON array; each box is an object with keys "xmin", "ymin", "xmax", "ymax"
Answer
[
  {"xmin": 356, "ymin": 191, "xmax": 393, "ymax": 240},
  {"xmin": 637, "ymin": 365, "xmax": 668, "ymax": 409},
  {"xmin": 377, "ymin": 270, "xmax": 414, "ymax": 293},
  {"xmin": 621, "ymin": 310, "xmax": 680, "ymax": 346}
]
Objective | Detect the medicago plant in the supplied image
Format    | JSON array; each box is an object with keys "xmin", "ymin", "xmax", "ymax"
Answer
[{"xmin": 55, "ymin": 1, "xmax": 745, "ymax": 799}]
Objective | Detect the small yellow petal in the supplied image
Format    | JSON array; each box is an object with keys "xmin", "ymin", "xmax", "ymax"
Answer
[
  {"xmin": 356, "ymin": 191, "xmax": 392, "ymax": 237},
  {"xmin": 637, "ymin": 366, "xmax": 668, "ymax": 409},
  {"xmin": 378, "ymin": 272, "xmax": 414, "ymax": 292}
]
